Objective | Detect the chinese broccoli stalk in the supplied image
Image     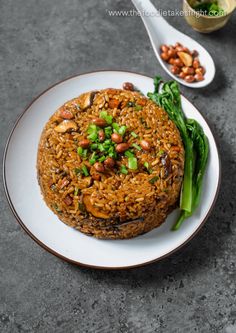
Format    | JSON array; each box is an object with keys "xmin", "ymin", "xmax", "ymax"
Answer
[{"xmin": 148, "ymin": 77, "xmax": 209, "ymax": 230}]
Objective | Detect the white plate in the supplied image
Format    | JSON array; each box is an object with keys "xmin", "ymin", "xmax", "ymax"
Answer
[{"xmin": 3, "ymin": 71, "xmax": 221, "ymax": 269}]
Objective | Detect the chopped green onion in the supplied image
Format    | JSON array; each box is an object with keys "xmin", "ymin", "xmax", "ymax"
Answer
[
  {"xmin": 124, "ymin": 150, "xmax": 134, "ymax": 158},
  {"xmin": 108, "ymin": 151, "xmax": 117, "ymax": 159},
  {"xmin": 98, "ymin": 156, "xmax": 106, "ymax": 162},
  {"xmin": 144, "ymin": 162, "xmax": 149, "ymax": 169},
  {"xmin": 132, "ymin": 143, "xmax": 142, "ymax": 151},
  {"xmin": 131, "ymin": 131, "xmax": 138, "ymax": 138},
  {"xmin": 87, "ymin": 124, "xmax": 97, "ymax": 134},
  {"xmin": 135, "ymin": 105, "xmax": 142, "ymax": 111},
  {"xmin": 89, "ymin": 152, "xmax": 97, "ymax": 165},
  {"xmin": 90, "ymin": 143, "xmax": 98, "ymax": 150},
  {"xmin": 100, "ymin": 111, "xmax": 113, "ymax": 124},
  {"xmin": 98, "ymin": 143, "xmax": 105, "ymax": 152},
  {"xmin": 149, "ymin": 176, "xmax": 159, "ymax": 184},
  {"xmin": 128, "ymin": 156, "xmax": 138, "ymax": 170},
  {"xmin": 105, "ymin": 126, "xmax": 112, "ymax": 138},
  {"xmin": 81, "ymin": 164, "xmax": 89, "ymax": 177},
  {"xmin": 112, "ymin": 123, "xmax": 120, "ymax": 133},
  {"xmin": 118, "ymin": 126, "xmax": 127, "ymax": 136},
  {"xmin": 77, "ymin": 147, "xmax": 83, "ymax": 156},
  {"xmin": 144, "ymin": 162, "xmax": 153, "ymax": 174},
  {"xmin": 82, "ymin": 149, "xmax": 88, "ymax": 158},
  {"xmin": 120, "ymin": 165, "xmax": 128, "ymax": 174},
  {"xmin": 87, "ymin": 132, "xmax": 98, "ymax": 142}
]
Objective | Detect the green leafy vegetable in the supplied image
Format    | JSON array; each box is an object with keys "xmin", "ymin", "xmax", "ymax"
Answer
[{"xmin": 148, "ymin": 76, "xmax": 209, "ymax": 230}]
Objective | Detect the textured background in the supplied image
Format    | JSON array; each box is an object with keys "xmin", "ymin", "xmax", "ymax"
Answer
[{"xmin": 0, "ymin": 0, "xmax": 236, "ymax": 332}]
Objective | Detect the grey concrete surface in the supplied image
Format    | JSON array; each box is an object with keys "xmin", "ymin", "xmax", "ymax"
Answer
[{"xmin": 0, "ymin": 0, "xmax": 236, "ymax": 332}]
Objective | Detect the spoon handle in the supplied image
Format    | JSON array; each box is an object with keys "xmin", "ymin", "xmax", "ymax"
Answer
[
  {"xmin": 131, "ymin": 0, "xmax": 171, "ymax": 49},
  {"xmin": 131, "ymin": 0, "xmax": 172, "ymax": 62}
]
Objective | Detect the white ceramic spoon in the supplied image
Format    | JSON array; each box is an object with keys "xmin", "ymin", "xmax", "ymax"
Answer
[{"xmin": 131, "ymin": 0, "xmax": 215, "ymax": 88}]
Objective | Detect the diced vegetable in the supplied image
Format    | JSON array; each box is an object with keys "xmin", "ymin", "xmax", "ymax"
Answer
[
  {"xmin": 124, "ymin": 150, "xmax": 134, "ymax": 158},
  {"xmin": 120, "ymin": 165, "xmax": 128, "ymax": 174},
  {"xmin": 132, "ymin": 143, "xmax": 142, "ymax": 151},
  {"xmin": 118, "ymin": 126, "xmax": 127, "ymax": 136},
  {"xmin": 128, "ymin": 156, "xmax": 138, "ymax": 170},
  {"xmin": 100, "ymin": 110, "xmax": 113, "ymax": 124},
  {"xmin": 131, "ymin": 131, "xmax": 138, "ymax": 138},
  {"xmin": 81, "ymin": 164, "xmax": 89, "ymax": 176}
]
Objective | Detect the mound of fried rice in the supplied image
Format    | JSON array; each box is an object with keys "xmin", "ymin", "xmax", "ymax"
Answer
[{"xmin": 37, "ymin": 88, "xmax": 184, "ymax": 239}]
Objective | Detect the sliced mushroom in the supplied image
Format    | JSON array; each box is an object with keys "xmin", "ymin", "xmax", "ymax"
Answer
[
  {"xmin": 54, "ymin": 120, "xmax": 78, "ymax": 133},
  {"xmin": 161, "ymin": 152, "xmax": 172, "ymax": 178},
  {"xmin": 79, "ymin": 91, "xmax": 96, "ymax": 110},
  {"xmin": 94, "ymin": 95, "xmax": 106, "ymax": 109},
  {"xmin": 83, "ymin": 195, "xmax": 109, "ymax": 219}
]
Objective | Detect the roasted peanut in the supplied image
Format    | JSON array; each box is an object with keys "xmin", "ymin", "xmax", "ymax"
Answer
[
  {"xmin": 160, "ymin": 44, "xmax": 169, "ymax": 53},
  {"xmin": 179, "ymin": 71, "xmax": 186, "ymax": 79},
  {"xmin": 191, "ymin": 50, "xmax": 199, "ymax": 57},
  {"xmin": 176, "ymin": 46, "xmax": 184, "ymax": 52},
  {"xmin": 174, "ymin": 58, "xmax": 184, "ymax": 67},
  {"xmin": 98, "ymin": 130, "xmax": 105, "ymax": 142},
  {"xmin": 182, "ymin": 66, "xmax": 195, "ymax": 75},
  {"xmin": 104, "ymin": 157, "xmax": 115, "ymax": 168},
  {"xmin": 174, "ymin": 42, "xmax": 182, "ymax": 48},
  {"xmin": 123, "ymin": 82, "xmax": 134, "ymax": 91},
  {"xmin": 78, "ymin": 139, "xmax": 90, "ymax": 148},
  {"xmin": 140, "ymin": 140, "xmax": 151, "ymax": 151},
  {"xmin": 167, "ymin": 48, "xmax": 176, "ymax": 58},
  {"xmin": 115, "ymin": 143, "xmax": 130, "ymax": 153},
  {"xmin": 194, "ymin": 73, "xmax": 204, "ymax": 81},
  {"xmin": 171, "ymin": 65, "xmax": 181, "ymax": 75},
  {"xmin": 195, "ymin": 67, "xmax": 205, "ymax": 75},
  {"xmin": 168, "ymin": 58, "xmax": 175, "ymax": 65},
  {"xmin": 160, "ymin": 52, "xmax": 169, "ymax": 61},
  {"xmin": 111, "ymin": 133, "xmax": 123, "ymax": 143},
  {"xmin": 91, "ymin": 118, "xmax": 107, "ymax": 127},
  {"xmin": 193, "ymin": 59, "xmax": 200, "ymax": 69},
  {"xmin": 185, "ymin": 75, "xmax": 195, "ymax": 83},
  {"xmin": 60, "ymin": 109, "xmax": 74, "ymax": 119},
  {"xmin": 94, "ymin": 162, "xmax": 105, "ymax": 173}
]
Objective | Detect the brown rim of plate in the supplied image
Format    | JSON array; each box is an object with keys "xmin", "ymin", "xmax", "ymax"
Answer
[{"xmin": 2, "ymin": 70, "xmax": 222, "ymax": 270}]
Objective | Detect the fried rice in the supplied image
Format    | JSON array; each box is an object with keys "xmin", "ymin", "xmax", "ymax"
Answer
[{"xmin": 37, "ymin": 87, "xmax": 185, "ymax": 239}]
